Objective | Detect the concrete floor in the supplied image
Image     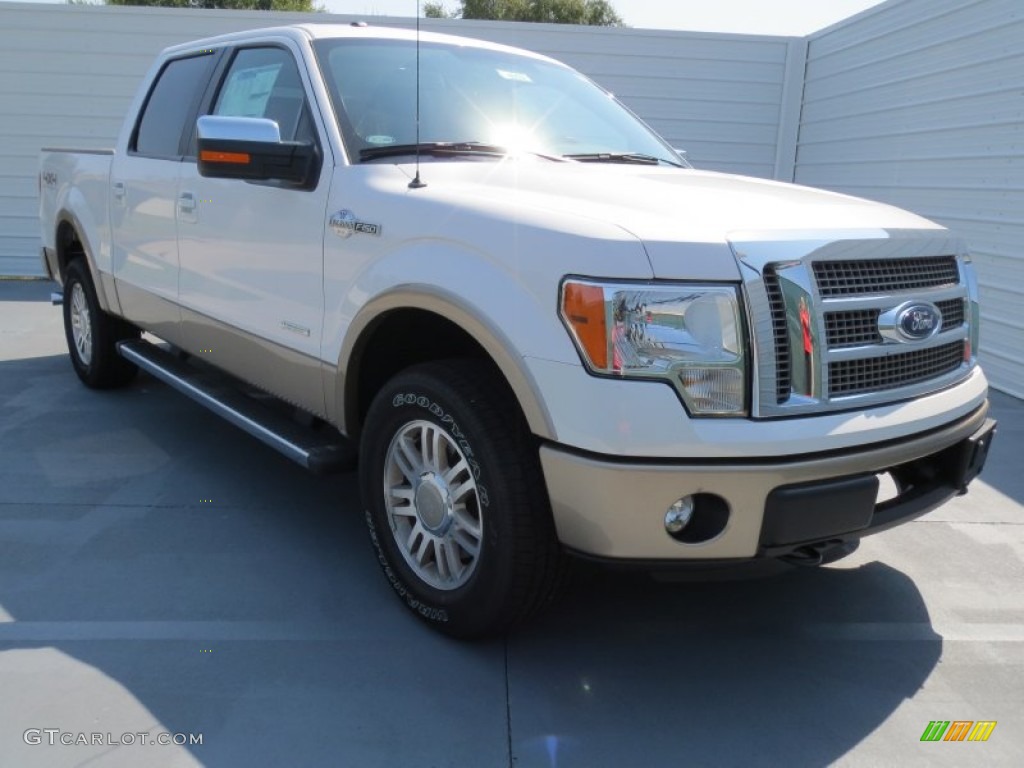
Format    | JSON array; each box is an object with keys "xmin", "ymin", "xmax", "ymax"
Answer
[{"xmin": 1, "ymin": 278, "xmax": 1022, "ymax": 767}]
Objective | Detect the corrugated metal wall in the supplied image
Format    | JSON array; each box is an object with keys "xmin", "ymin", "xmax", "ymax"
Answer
[
  {"xmin": 795, "ymin": 0, "xmax": 1024, "ymax": 397},
  {"xmin": 0, "ymin": 2, "xmax": 798, "ymax": 277}
]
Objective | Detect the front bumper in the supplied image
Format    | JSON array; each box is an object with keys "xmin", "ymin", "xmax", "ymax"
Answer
[{"xmin": 540, "ymin": 402, "xmax": 995, "ymax": 561}]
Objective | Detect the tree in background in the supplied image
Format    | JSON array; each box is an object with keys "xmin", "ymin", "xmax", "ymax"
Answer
[
  {"xmin": 425, "ymin": 0, "xmax": 624, "ymax": 26},
  {"xmin": 103, "ymin": 0, "xmax": 323, "ymax": 11},
  {"xmin": 423, "ymin": 1, "xmax": 451, "ymax": 18}
]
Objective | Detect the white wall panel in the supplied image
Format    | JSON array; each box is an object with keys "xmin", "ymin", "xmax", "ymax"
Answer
[
  {"xmin": 0, "ymin": 2, "xmax": 798, "ymax": 277},
  {"xmin": 795, "ymin": 0, "xmax": 1024, "ymax": 397}
]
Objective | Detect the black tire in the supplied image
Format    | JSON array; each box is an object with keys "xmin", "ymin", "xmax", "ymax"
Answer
[
  {"xmin": 62, "ymin": 259, "xmax": 139, "ymax": 389},
  {"xmin": 359, "ymin": 360, "xmax": 563, "ymax": 638}
]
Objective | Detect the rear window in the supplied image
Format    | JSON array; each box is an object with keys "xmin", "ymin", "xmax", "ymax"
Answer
[{"xmin": 134, "ymin": 54, "xmax": 215, "ymax": 159}]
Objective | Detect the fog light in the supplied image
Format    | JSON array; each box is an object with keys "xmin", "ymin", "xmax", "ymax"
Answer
[
  {"xmin": 678, "ymin": 367, "xmax": 745, "ymax": 414},
  {"xmin": 665, "ymin": 496, "xmax": 695, "ymax": 534}
]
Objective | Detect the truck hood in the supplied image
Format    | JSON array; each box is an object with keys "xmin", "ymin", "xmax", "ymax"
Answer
[{"xmin": 390, "ymin": 159, "xmax": 944, "ymax": 280}]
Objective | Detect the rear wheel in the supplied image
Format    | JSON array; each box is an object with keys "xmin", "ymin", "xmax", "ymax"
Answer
[
  {"xmin": 360, "ymin": 360, "xmax": 563, "ymax": 638},
  {"xmin": 63, "ymin": 259, "xmax": 139, "ymax": 389}
]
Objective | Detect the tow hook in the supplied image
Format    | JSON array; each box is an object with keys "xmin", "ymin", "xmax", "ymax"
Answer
[
  {"xmin": 780, "ymin": 539, "xmax": 859, "ymax": 567},
  {"xmin": 781, "ymin": 546, "xmax": 825, "ymax": 566}
]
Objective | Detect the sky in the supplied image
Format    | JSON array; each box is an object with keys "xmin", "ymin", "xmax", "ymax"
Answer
[{"xmin": 11, "ymin": 0, "xmax": 891, "ymax": 36}]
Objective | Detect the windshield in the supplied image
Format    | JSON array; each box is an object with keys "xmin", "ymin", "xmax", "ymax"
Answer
[{"xmin": 312, "ymin": 38, "xmax": 684, "ymax": 165}]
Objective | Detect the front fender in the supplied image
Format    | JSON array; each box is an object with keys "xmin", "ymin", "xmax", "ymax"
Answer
[
  {"xmin": 324, "ymin": 228, "xmax": 650, "ymax": 439},
  {"xmin": 320, "ymin": 182, "xmax": 653, "ymax": 439},
  {"xmin": 335, "ymin": 286, "xmax": 559, "ymax": 441}
]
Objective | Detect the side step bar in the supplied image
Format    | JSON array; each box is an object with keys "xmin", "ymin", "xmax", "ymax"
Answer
[{"xmin": 117, "ymin": 339, "xmax": 356, "ymax": 474}]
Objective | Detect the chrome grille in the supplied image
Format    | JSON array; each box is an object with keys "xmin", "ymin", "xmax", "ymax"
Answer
[
  {"xmin": 937, "ymin": 298, "xmax": 965, "ymax": 330},
  {"xmin": 763, "ymin": 266, "xmax": 791, "ymax": 403},
  {"xmin": 825, "ymin": 299, "xmax": 964, "ymax": 350},
  {"xmin": 828, "ymin": 341, "xmax": 965, "ymax": 397},
  {"xmin": 813, "ymin": 256, "xmax": 959, "ymax": 297},
  {"xmin": 824, "ymin": 309, "xmax": 882, "ymax": 348},
  {"xmin": 733, "ymin": 232, "xmax": 975, "ymax": 417}
]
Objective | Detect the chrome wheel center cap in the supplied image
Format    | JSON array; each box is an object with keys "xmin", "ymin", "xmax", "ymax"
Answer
[{"xmin": 415, "ymin": 474, "xmax": 451, "ymax": 534}]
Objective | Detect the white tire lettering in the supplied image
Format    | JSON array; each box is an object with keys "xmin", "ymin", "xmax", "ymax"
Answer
[{"xmin": 366, "ymin": 507, "xmax": 450, "ymax": 623}]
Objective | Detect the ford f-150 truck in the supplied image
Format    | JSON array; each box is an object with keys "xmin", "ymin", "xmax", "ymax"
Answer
[{"xmin": 40, "ymin": 23, "xmax": 996, "ymax": 637}]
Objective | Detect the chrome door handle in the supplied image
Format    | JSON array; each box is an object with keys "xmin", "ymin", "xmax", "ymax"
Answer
[{"xmin": 178, "ymin": 192, "xmax": 196, "ymax": 213}]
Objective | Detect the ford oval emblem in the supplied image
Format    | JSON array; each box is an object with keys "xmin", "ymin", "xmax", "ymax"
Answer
[{"xmin": 896, "ymin": 303, "xmax": 940, "ymax": 341}]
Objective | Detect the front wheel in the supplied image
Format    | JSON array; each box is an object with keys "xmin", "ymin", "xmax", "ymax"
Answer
[{"xmin": 359, "ymin": 361, "xmax": 563, "ymax": 638}]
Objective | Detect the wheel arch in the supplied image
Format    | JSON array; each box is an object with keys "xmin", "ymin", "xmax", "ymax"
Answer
[
  {"xmin": 336, "ymin": 289, "xmax": 556, "ymax": 443},
  {"xmin": 54, "ymin": 210, "xmax": 115, "ymax": 313}
]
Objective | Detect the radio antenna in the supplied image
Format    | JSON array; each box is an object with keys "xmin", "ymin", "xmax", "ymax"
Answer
[{"xmin": 408, "ymin": 0, "xmax": 427, "ymax": 189}]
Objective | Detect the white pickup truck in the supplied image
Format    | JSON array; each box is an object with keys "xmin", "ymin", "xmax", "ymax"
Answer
[{"xmin": 40, "ymin": 23, "xmax": 995, "ymax": 637}]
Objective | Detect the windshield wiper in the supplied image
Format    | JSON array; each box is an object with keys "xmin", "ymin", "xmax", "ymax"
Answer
[
  {"xmin": 360, "ymin": 142, "xmax": 507, "ymax": 161},
  {"xmin": 564, "ymin": 152, "xmax": 683, "ymax": 167},
  {"xmin": 360, "ymin": 141, "xmax": 567, "ymax": 163}
]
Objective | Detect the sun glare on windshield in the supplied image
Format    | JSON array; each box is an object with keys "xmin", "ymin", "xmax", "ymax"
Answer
[{"xmin": 488, "ymin": 124, "xmax": 548, "ymax": 157}]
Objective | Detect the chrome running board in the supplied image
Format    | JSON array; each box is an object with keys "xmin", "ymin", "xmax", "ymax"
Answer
[{"xmin": 117, "ymin": 339, "xmax": 356, "ymax": 474}]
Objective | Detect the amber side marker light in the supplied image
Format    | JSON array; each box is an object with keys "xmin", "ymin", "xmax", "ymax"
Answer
[
  {"xmin": 200, "ymin": 150, "xmax": 250, "ymax": 164},
  {"xmin": 562, "ymin": 282, "xmax": 608, "ymax": 370}
]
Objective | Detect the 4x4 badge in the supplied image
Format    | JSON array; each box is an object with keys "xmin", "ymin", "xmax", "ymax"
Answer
[{"xmin": 330, "ymin": 209, "xmax": 381, "ymax": 239}]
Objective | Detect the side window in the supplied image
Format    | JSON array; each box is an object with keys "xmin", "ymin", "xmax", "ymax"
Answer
[
  {"xmin": 213, "ymin": 47, "xmax": 314, "ymax": 144},
  {"xmin": 134, "ymin": 54, "xmax": 214, "ymax": 158}
]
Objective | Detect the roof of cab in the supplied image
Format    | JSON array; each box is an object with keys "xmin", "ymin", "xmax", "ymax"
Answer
[{"xmin": 160, "ymin": 23, "xmax": 558, "ymax": 65}]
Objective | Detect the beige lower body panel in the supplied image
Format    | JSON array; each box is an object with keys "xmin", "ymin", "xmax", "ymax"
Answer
[
  {"xmin": 540, "ymin": 402, "xmax": 989, "ymax": 560},
  {"xmin": 179, "ymin": 306, "xmax": 327, "ymax": 420},
  {"xmin": 113, "ymin": 280, "xmax": 328, "ymax": 420},
  {"xmin": 99, "ymin": 272, "xmax": 121, "ymax": 315},
  {"xmin": 114, "ymin": 281, "xmax": 184, "ymax": 347}
]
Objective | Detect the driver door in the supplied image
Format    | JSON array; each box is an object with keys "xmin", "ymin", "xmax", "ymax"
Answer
[{"xmin": 176, "ymin": 44, "xmax": 332, "ymax": 416}]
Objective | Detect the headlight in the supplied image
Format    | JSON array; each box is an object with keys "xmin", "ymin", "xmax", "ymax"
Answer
[{"xmin": 560, "ymin": 279, "xmax": 748, "ymax": 416}]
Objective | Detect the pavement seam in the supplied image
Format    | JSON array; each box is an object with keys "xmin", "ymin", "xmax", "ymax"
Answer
[{"xmin": 912, "ymin": 520, "xmax": 1024, "ymax": 524}]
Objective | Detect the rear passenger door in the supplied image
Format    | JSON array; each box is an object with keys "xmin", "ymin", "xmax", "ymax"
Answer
[{"xmin": 111, "ymin": 52, "xmax": 217, "ymax": 344}]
